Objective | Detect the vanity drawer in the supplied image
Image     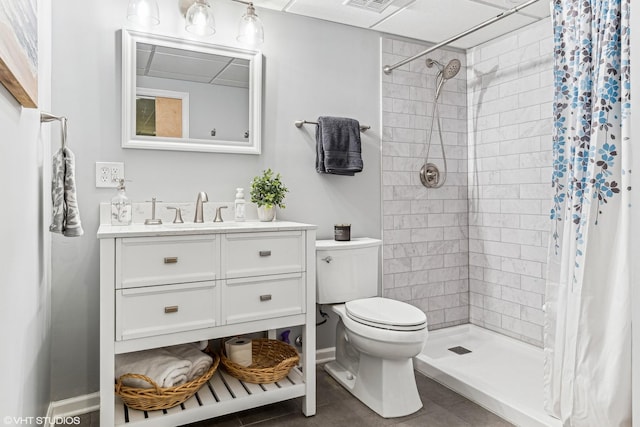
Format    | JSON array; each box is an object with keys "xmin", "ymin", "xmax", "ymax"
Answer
[
  {"xmin": 117, "ymin": 235, "xmax": 218, "ymax": 288},
  {"xmin": 223, "ymin": 273, "xmax": 305, "ymax": 325},
  {"xmin": 223, "ymin": 231, "xmax": 304, "ymax": 279},
  {"xmin": 115, "ymin": 281, "xmax": 219, "ymax": 341}
]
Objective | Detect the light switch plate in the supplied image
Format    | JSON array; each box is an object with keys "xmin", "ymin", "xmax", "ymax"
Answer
[{"xmin": 96, "ymin": 162, "xmax": 125, "ymax": 188}]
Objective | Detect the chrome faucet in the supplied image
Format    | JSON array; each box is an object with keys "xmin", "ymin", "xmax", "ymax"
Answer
[{"xmin": 194, "ymin": 192, "xmax": 208, "ymax": 223}]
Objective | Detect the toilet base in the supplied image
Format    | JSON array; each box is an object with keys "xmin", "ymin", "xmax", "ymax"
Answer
[{"xmin": 325, "ymin": 354, "xmax": 423, "ymax": 418}]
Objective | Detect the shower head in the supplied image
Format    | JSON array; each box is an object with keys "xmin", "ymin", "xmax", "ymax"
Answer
[
  {"xmin": 442, "ymin": 58, "xmax": 461, "ymax": 80},
  {"xmin": 426, "ymin": 58, "xmax": 461, "ymax": 80}
]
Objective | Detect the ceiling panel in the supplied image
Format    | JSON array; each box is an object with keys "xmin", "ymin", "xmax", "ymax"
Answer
[
  {"xmin": 253, "ymin": 0, "xmax": 549, "ymax": 49},
  {"xmin": 373, "ymin": 0, "xmax": 536, "ymax": 49},
  {"xmin": 285, "ymin": 0, "xmax": 415, "ymax": 29},
  {"xmin": 470, "ymin": 0, "xmax": 551, "ymax": 18}
]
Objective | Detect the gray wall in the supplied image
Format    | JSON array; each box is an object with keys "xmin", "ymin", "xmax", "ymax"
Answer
[
  {"xmin": 0, "ymin": 1, "xmax": 52, "ymax": 418},
  {"xmin": 381, "ymin": 38, "xmax": 469, "ymax": 330},
  {"xmin": 51, "ymin": 0, "xmax": 381, "ymax": 399},
  {"xmin": 466, "ymin": 19, "xmax": 553, "ymax": 347}
]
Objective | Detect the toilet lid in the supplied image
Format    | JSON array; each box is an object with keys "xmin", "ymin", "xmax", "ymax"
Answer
[{"xmin": 345, "ymin": 297, "xmax": 427, "ymax": 331}]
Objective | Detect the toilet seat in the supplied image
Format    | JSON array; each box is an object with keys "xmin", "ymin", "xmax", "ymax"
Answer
[{"xmin": 345, "ymin": 297, "xmax": 427, "ymax": 331}]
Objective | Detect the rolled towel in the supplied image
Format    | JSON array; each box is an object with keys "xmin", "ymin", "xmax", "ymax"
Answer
[
  {"xmin": 50, "ymin": 146, "xmax": 84, "ymax": 237},
  {"xmin": 115, "ymin": 348, "xmax": 192, "ymax": 389},
  {"xmin": 166, "ymin": 343, "xmax": 213, "ymax": 381}
]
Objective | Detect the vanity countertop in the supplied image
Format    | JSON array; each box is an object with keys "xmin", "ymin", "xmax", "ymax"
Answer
[{"xmin": 97, "ymin": 220, "xmax": 317, "ymax": 239}]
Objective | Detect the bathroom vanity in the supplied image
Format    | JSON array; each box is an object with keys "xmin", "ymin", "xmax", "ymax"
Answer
[{"xmin": 97, "ymin": 216, "xmax": 317, "ymax": 426}]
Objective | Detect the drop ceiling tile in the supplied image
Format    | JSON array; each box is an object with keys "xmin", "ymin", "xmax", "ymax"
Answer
[
  {"xmin": 286, "ymin": 0, "xmax": 415, "ymax": 29},
  {"xmin": 216, "ymin": 62, "xmax": 250, "ymax": 86},
  {"xmin": 469, "ymin": 0, "xmax": 551, "ymax": 18},
  {"xmin": 373, "ymin": 0, "xmax": 536, "ymax": 48},
  {"xmin": 252, "ymin": 0, "xmax": 293, "ymax": 11},
  {"xmin": 145, "ymin": 70, "xmax": 213, "ymax": 83},
  {"xmin": 148, "ymin": 51, "xmax": 229, "ymax": 80}
]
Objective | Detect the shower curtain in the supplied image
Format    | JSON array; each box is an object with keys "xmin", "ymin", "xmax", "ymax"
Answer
[{"xmin": 544, "ymin": 0, "xmax": 631, "ymax": 426}]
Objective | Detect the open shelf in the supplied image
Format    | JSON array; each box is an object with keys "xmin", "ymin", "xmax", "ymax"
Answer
[{"xmin": 115, "ymin": 367, "xmax": 306, "ymax": 426}]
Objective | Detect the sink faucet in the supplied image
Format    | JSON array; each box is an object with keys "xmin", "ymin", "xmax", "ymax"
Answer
[{"xmin": 194, "ymin": 192, "xmax": 208, "ymax": 223}]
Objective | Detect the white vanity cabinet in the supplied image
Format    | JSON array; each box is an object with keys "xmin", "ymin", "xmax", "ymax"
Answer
[{"xmin": 98, "ymin": 222, "xmax": 317, "ymax": 427}]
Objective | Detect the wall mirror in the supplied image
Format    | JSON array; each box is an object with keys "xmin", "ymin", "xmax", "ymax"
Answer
[{"xmin": 122, "ymin": 29, "xmax": 262, "ymax": 154}]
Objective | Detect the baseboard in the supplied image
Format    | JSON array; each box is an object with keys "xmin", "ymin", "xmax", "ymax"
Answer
[
  {"xmin": 46, "ymin": 392, "xmax": 100, "ymax": 427},
  {"xmin": 42, "ymin": 348, "xmax": 334, "ymax": 425}
]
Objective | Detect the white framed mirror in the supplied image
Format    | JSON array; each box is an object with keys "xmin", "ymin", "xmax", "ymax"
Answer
[{"xmin": 122, "ymin": 29, "xmax": 262, "ymax": 154}]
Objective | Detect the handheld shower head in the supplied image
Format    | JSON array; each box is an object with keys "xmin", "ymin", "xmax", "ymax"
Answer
[
  {"xmin": 442, "ymin": 59, "xmax": 461, "ymax": 80},
  {"xmin": 426, "ymin": 58, "xmax": 461, "ymax": 79}
]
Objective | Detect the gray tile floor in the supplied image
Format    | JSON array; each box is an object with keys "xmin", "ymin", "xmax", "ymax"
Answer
[{"xmin": 78, "ymin": 365, "xmax": 513, "ymax": 426}]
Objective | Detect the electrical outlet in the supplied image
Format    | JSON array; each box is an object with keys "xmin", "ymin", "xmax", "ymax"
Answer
[{"xmin": 95, "ymin": 162, "xmax": 125, "ymax": 188}]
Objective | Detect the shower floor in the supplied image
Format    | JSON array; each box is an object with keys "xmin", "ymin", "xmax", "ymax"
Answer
[{"xmin": 414, "ymin": 324, "xmax": 562, "ymax": 427}]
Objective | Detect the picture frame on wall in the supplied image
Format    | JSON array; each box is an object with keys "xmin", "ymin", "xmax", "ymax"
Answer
[{"xmin": 0, "ymin": 0, "xmax": 38, "ymax": 108}]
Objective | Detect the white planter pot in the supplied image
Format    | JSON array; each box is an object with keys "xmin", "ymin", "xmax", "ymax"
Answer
[{"xmin": 257, "ymin": 206, "xmax": 275, "ymax": 222}]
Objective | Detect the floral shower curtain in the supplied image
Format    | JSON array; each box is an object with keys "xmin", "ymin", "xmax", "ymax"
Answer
[{"xmin": 544, "ymin": 0, "xmax": 631, "ymax": 425}]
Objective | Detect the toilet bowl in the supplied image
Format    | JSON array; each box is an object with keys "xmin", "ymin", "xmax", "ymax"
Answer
[
  {"xmin": 316, "ymin": 239, "xmax": 428, "ymax": 418},
  {"xmin": 325, "ymin": 300, "xmax": 427, "ymax": 418}
]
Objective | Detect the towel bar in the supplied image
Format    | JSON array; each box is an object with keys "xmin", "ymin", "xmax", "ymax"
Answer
[{"xmin": 294, "ymin": 120, "xmax": 370, "ymax": 132}]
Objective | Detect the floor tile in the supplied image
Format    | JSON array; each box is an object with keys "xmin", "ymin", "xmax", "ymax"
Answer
[{"xmin": 75, "ymin": 366, "xmax": 514, "ymax": 427}]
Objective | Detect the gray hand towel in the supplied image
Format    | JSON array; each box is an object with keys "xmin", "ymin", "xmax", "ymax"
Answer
[
  {"xmin": 316, "ymin": 116, "xmax": 364, "ymax": 176},
  {"xmin": 50, "ymin": 146, "xmax": 84, "ymax": 237}
]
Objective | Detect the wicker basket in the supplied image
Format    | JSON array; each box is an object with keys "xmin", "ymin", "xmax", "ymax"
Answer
[
  {"xmin": 220, "ymin": 338, "xmax": 299, "ymax": 384},
  {"xmin": 115, "ymin": 352, "xmax": 219, "ymax": 411}
]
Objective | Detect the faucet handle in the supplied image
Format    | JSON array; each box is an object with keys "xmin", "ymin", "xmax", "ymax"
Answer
[
  {"xmin": 166, "ymin": 206, "xmax": 184, "ymax": 224},
  {"xmin": 213, "ymin": 206, "xmax": 228, "ymax": 222},
  {"xmin": 144, "ymin": 197, "xmax": 163, "ymax": 225}
]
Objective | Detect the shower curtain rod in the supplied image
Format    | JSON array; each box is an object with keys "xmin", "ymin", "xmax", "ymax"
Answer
[{"xmin": 382, "ymin": 0, "xmax": 541, "ymax": 74}]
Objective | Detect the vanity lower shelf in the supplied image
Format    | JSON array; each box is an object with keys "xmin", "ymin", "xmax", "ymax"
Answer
[{"xmin": 115, "ymin": 367, "xmax": 305, "ymax": 426}]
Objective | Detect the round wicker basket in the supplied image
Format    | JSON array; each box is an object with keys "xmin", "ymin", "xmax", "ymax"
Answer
[
  {"xmin": 115, "ymin": 352, "xmax": 219, "ymax": 411},
  {"xmin": 220, "ymin": 338, "xmax": 299, "ymax": 384}
]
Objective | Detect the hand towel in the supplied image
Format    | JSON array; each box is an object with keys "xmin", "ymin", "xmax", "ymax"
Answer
[
  {"xmin": 166, "ymin": 343, "xmax": 213, "ymax": 381},
  {"xmin": 115, "ymin": 348, "xmax": 192, "ymax": 389},
  {"xmin": 316, "ymin": 116, "xmax": 364, "ymax": 176},
  {"xmin": 49, "ymin": 146, "xmax": 84, "ymax": 237}
]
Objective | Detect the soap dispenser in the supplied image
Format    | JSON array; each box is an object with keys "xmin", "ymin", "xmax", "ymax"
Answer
[
  {"xmin": 234, "ymin": 188, "xmax": 246, "ymax": 222},
  {"xmin": 111, "ymin": 179, "xmax": 132, "ymax": 226}
]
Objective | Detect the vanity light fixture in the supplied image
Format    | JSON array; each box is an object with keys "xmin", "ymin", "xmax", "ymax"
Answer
[
  {"xmin": 127, "ymin": 0, "xmax": 160, "ymax": 26},
  {"xmin": 234, "ymin": 1, "xmax": 264, "ymax": 47},
  {"xmin": 185, "ymin": 0, "xmax": 216, "ymax": 36}
]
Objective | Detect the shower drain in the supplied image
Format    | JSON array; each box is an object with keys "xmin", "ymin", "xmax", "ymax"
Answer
[{"xmin": 448, "ymin": 346, "xmax": 472, "ymax": 355}]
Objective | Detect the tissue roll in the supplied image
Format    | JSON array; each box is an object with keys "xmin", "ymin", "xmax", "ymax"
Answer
[{"xmin": 226, "ymin": 338, "xmax": 253, "ymax": 367}]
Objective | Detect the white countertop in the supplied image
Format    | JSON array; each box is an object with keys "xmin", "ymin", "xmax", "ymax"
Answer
[{"xmin": 97, "ymin": 220, "xmax": 317, "ymax": 238}]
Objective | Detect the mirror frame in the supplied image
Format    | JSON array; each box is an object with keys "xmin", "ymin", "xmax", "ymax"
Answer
[{"xmin": 121, "ymin": 29, "xmax": 262, "ymax": 154}]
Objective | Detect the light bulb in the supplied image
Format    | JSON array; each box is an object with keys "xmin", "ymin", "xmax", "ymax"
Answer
[
  {"xmin": 237, "ymin": 3, "xmax": 264, "ymax": 47},
  {"xmin": 127, "ymin": 0, "xmax": 160, "ymax": 26},
  {"xmin": 185, "ymin": 0, "xmax": 216, "ymax": 37}
]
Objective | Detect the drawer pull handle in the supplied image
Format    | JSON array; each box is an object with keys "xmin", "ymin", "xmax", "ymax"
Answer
[
  {"xmin": 260, "ymin": 294, "xmax": 272, "ymax": 302},
  {"xmin": 164, "ymin": 306, "xmax": 179, "ymax": 313},
  {"xmin": 164, "ymin": 257, "xmax": 178, "ymax": 264},
  {"xmin": 259, "ymin": 250, "xmax": 272, "ymax": 257}
]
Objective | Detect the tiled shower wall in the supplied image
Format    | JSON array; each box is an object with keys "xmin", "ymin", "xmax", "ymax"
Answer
[
  {"xmin": 466, "ymin": 19, "xmax": 554, "ymax": 347},
  {"xmin": 381, "ymin": 38, "xmax": 469, "ymax": 330}
]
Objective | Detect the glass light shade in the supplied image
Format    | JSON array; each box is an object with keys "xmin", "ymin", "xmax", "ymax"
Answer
[
  {"xmin": 185, "ymin": 0, "xmax": 216, "ymax": 37},
  {"xmin": 127, "ymin": 0, "xmax": 160, "ymax": 26},
  {"xmin": 237, "ymin": 5, "xmax": 264, "ymax": 47}
]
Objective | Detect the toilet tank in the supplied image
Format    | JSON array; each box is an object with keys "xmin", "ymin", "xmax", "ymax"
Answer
[{"xmin": 316, "ymin": 238, "xmax": 382, "ymax": 304}]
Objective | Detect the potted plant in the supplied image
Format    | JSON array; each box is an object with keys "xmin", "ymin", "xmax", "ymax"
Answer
[{"xmin": 250, "ymin": 168, "xmax": 289, "ymax": 221}]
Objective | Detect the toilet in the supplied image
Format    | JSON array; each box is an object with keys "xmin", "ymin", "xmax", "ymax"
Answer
[{"xmin": 316, "ymin": 238, "xmax": 428, "ymax": 418}]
